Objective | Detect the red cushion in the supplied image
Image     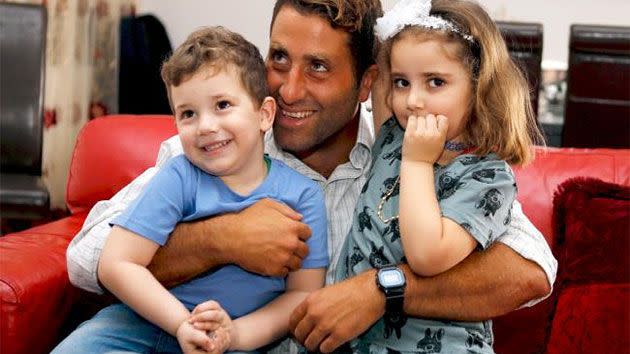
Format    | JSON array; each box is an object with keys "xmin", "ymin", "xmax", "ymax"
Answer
[
  {"xmin": 546, "ymin": 283, "xmax": 630, "ymax": 354},
  {"xmin": 66, "ymin": 115, "xmax": 176, "ymax": 214},
  {"xmin": 553, "ymin": 177, "xmax": 630, "ymax": 285}
]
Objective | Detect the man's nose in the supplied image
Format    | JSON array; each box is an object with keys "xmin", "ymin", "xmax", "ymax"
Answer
[{"xmin": 279, "ymin": 67, "xmax": 306, "ymax": 104}]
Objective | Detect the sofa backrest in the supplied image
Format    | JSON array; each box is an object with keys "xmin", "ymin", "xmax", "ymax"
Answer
[
  {"xmin": 513, "ymin": 147, "xmax": 629, "ymax": 246},
  {"xmin": 65, "ymin": 115, "xmax": 176, "ymax": 214}
]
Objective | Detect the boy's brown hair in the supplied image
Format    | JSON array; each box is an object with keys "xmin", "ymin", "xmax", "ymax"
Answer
[
  {"xmin": 161, "ymin": 26, "xmax": 268, "ymax": 108},
  {"xmin": 271, "ymin": 0, "xmax": 383, "ymax": 84}
]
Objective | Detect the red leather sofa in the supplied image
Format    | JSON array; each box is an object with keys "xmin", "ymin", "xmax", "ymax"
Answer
[{"xmin": 1, "ymin": 115, "xmax": 628, "ymax": 354}]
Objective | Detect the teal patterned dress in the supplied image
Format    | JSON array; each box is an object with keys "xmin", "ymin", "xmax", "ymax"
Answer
[{"xmin": 335, "ymin": 117, "xmax": 517, "ymax": 354}]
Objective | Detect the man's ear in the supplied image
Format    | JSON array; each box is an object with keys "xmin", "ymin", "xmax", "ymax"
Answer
[
  {"xmin": 358, "ymin": 64, "xmax": 379, "ymax": 103},
  {"xmin": 259, "ymin": 96, "xmax": 276, "ymax": 132}
]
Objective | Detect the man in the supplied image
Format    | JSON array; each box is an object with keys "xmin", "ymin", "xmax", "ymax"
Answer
[{"xmin": 67, "ymin": 0, "xmax": 557, "ymax": 352}]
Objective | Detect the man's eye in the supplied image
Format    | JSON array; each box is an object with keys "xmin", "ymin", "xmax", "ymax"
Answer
[
  {"xmin": 217, "ymin": 100, "xmax": 231, "ymax": 110},
  {"xmin": 180, "ymin": 110, "xmax": 195, "ymax": 119},
  {"xmin": 311, "ymin": 62, "xmax": 328, "ymax": 73},
  {"xmin": 393, "ymin": 78, "xmax": 409, "ymax": 88},
  {"xmin": 429, "ymin": 78, "xmax": 445, "ymax": 88},
  {"xmin": 271, "ymin": 50, "xmax": 288, "ymax": 65}
]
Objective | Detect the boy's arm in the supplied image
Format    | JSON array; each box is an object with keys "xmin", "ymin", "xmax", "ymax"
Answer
[
  {"xmin": 229, "ymin": 268, "xmax": 326, "ymax": 351},
  {"xmin": 399, "ymin": 161, "xmax": 477, "ymax": 276},
  {"xmin": 98, "ymin": 226, "xmax": 190, "ymax": 335}
]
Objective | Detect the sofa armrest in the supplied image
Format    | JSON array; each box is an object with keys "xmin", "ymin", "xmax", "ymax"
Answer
[{"xmin": 0, "ymin": 215, "xmax": 85, "ymax": 354}]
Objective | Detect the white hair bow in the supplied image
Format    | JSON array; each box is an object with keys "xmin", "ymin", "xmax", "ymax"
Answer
[{"xmin": 374, "ymin": 0, "xmax": 474, "ymax": 43}]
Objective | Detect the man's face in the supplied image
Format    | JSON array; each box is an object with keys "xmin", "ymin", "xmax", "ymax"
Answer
[{"xmin": 266, "ymin": 5, "xmax": 361, "ymax": 156}]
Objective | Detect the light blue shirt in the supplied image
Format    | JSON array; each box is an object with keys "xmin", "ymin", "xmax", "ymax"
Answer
[{"xmin": 112, "ymin": 155, "xmax": 328, "ymax": 318}]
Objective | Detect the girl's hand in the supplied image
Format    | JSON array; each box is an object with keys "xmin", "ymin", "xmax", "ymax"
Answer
[
  {"xmin": 190, "ymin": 300, "xmax": 235, "ymax": 353},
  {"xmin": 403, "ymin": 114, "xmax": 449, "ymax": 164},
  {"xmin": 176, "ymin": 320, "xmax": 211, "ymax": 354}
]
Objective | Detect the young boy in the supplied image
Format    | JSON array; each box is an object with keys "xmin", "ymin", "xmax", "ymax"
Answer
[{"xmin": 53, "ymin": 27, "xmax": 328, "ymax": 354}]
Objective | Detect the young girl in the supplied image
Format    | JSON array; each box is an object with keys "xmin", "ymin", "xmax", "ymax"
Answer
[{"xmin": 336, "ymin": 0, "xmax": 543, "ymax": 352}]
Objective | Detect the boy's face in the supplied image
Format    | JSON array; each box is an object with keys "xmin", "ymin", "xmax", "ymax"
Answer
[
  {"xmin": 171, "ymin": 65, "xmax": 273, "ymax": 179},
  {"xmin": 266, "ymin": 5, "xmax": 371, "ymax": 156}
]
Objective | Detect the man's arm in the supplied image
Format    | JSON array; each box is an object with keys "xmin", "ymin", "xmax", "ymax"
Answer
[
  {"xmin": 290, "ymin": 244, "xmax": 551, "ymax": 353},
  {"xmin": 148, "ymin": 199, "xmax": 312, "ymax": 288}
]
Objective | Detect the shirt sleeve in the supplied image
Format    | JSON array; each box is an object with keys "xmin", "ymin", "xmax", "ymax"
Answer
[
  {"xmin": 438, "ymin": 159, "xmax": 517, "ymax": 250},
  {"xmin": 66, "ymin": 135, "xmax": 183, "ymax": 294},
  {"xmin": 497, "ymin": 200, "xmax": 558, "ymax": 307},
  {"xmin": 111, "ymin": 157, "xmax": 192, "ymax": 245},
  {"xmin": 295, "ymin": 182, "xmax": 329, "ymax": 269}
]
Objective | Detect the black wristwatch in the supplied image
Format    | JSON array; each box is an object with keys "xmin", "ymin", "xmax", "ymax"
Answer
[{"xmin": 376, "ymin": 266, "xmax": 406, "ymax": 316}]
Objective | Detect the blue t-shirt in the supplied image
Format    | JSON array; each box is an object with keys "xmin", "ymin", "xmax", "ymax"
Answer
[{"xmin": 112, "ymin": 155, "xmax": 328, "ymax": 318}]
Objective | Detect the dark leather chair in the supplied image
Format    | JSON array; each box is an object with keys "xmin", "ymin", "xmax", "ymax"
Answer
[
  {"xmin": 562, "ymin": 24, "xmax": 630, "ymax": 148},
  {"xmin": 497, "ymin": 21, "xmax": 543, "ymax": 119},
  {"xmin": 0, "ymin": 3, "xmax": 49, "ymax": 230}
]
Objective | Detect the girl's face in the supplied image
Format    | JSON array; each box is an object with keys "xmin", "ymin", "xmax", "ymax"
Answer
[{"xmin": 390, "ymin": 35, "xmax": 473, "ymax": 142}]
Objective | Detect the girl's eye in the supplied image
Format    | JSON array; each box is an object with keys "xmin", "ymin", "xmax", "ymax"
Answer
[
  {"xmin": 180, "ymin": 110, "xmax": 195, "ymax": 119},
  {"xmin": 429, "ymin": 78, "xmax": 445, "ymax": 88},
  {"xmin": 393, "ymin": 78, "xmax": 409, "ymax": 88},
  {"xmin": 217, "ymin": 100, "xmax": 232, "ymax": 110}
]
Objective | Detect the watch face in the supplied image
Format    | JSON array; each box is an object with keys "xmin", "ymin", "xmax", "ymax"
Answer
[{"xmin": 378, "ymin": 268, "xmax": 405, "ymax": 287}]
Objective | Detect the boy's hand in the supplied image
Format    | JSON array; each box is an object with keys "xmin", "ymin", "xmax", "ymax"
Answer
[
  {"xmin": 403, "ymin": 114, "xmax": 449, "ymax": 164},
  {"xmin": 176, "ymin": 320, "xmax": 211, "ymax": 354},
  {"xmin": 190, "ymin": 300, "xmax": 235, "ymax": 353}
]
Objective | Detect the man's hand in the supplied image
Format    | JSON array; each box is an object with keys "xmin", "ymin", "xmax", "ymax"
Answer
[
  {"xmin": 149, "ymin": 198, "xmax": 312, "ymax": 287},
  {"xmin": 289, "ymin": 269, "xmax": 384, "ymax": 353},
  {"xmin": 225, "ymin": 198, "xmax": 312, "ymax": 277}
]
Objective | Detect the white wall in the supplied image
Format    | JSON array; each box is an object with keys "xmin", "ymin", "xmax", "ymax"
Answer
[{"xmin": 138, "ymin": 0, "xmax": 630, "ymax": 67}]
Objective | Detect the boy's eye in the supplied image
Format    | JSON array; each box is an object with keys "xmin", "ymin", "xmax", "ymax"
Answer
[
  {"xmin": 217, "ymin": 100, "xmax": 232, "ymax": 110},
  {"xmin": 429, "ymin": 78, "xmax": 445, "ymax": 88},
  {"xmin": 180, "ymin": 110, "xmax": 195, "ymax": 119},
  {"xmin": 393, "ymin": 78, "xmax": 409, "ymax": 88}
]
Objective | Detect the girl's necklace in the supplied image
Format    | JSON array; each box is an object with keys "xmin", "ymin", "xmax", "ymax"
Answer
[{"xmin": 377, "ymin": 176, "xmax": 400, "ymax": 224}]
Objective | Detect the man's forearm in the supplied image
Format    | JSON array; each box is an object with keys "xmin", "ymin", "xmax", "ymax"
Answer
[
  {"xmin": 148, "ymin": 215, "xmax": 234, "ymax": 288},
  {"xmin": 402, "ymin": 243, "xmax": 550, "ymax": 321}
]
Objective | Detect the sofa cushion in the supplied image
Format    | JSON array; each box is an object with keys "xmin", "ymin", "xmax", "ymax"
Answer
[
  {"xmin": 545, "ymin": 177, "xmax": 630, "ymax": 353},
  {"xmin": 546, "ymin": 283, "xmax": 629, "ymax": 354},
  {"xmin": 553, "ymin": 177, "xmax": 630, "ymax": 285}
]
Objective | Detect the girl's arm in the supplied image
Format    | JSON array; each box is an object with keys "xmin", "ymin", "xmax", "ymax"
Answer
[
  {"xmin": 229, "ymin": 268, "xmax": 325, "ymax": 351},
  {"xmin": 399, "ymin": 161, "xmax": 477, "ymax": 276},
  {"xmin": 399, "ymin": 114, "xmax": 477, "ymax": 276},
  {"xmin": 98, "ymin": 226, "xmax": 191, "ymax": 335}
]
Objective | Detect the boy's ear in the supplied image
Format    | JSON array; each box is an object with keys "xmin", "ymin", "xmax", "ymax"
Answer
[
  {"xmin": 358, "ymin": 64, "xmax": 379, "ymax": 103},
  {"xmin": 258, "ymin": 96, "xmax": 276, "ymax": 132}
]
